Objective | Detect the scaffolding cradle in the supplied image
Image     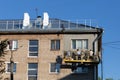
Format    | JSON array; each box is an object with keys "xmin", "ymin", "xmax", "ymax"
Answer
[
  {"xmin": 63, "ymin": 50, "xmax": 100, "ymax": 66},
  {"xmin": 63, "ymin": 59, "xmax": 99, "ymax": 64}
]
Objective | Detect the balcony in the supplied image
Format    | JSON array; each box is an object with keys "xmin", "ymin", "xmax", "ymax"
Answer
[{"xmin": 63, "ymin": 50, "xmax": 100, "ymax": 64}]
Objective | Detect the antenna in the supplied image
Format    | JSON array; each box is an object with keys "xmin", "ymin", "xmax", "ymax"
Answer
[
  {"xmin": 43, "ymin": 12, "xmax": 49, "ymax": 28},
  {"xmin": 23, "ymin": 13, "xmax": 30, "ymax": 29}
]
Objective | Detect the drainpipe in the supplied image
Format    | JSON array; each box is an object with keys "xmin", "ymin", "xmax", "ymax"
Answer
[
  {"xmin": 92, "ymin": 28, "xmax": 104, "ymax": 80},
  {"xmin": 93, "ymin": 29, "xmax": 103, "ymax": 55}
]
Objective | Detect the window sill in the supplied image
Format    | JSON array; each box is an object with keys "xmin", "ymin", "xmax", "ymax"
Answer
[
  {"xmin": 28, "ymin": 56, "xmax": 38, "ymax": 58},
  {"xmin": 6, "ymin": 72, "xmax": 16, "ymax": 74},
  {"xmin": 49, "ymin": 72, "xmax": 59, "ymax": 75}
]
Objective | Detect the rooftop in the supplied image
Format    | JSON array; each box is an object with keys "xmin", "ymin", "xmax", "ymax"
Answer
[{"xmin": 0, "ymin": 18, "xmax": 103, "ymax": 34}]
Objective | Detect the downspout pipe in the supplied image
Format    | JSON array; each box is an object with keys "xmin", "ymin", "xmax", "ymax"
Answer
[
  {"xmin": 92, "ymin": 28, "xmax": 104, "ymax": 80},
  {"xmin": 93, "ymin": 29, "xmax": 104, "ymax": 55}
]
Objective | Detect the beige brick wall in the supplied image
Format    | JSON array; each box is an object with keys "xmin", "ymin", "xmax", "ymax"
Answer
[{"xmin": 0, "ymin": 34, "xmax": 95, "ymax": 80}]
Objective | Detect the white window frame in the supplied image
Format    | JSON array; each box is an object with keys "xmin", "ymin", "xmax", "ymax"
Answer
[
  {"xmin": 28, "ymin": 40, "xmax": 39, "ymax": 57},
  {"xmin": 28, "ymin": 63, "xmax": 38, "ymax": 80},
  {"xmin": 7, "ymin": 40, "xmax": 18, "ymax": 51},
  {"xmin": 49, "ymin": 63, "xmax": 59, "ymax": 74},
  {"xmin": 71, "ymin": 39, "xmax": 88, "ymax": 49},
  {"xmin": 5, "ymin": 62, "xmax": 17, "ymax": 74}
]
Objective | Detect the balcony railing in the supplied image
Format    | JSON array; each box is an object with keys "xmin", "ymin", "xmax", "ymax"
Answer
[
  {"xmin": 0, "ymin": 19, "xmax": 99, "ymax": 31},
  {"xmin": 63, "ymin": 50, "xmax": 100, "ymax": 64}
]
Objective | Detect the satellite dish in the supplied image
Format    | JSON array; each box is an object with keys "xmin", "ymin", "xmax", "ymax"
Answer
[
  {"xmin": 43, "ymin": 12, "xmax": 49, "ymax": 27},
  {"xmin": 23, "ymin": 13, "xmax": 30, "ymax": 29}
]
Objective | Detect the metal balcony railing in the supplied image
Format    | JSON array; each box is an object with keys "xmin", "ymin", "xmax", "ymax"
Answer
[{"xmin": 0, "ymin": 19, "xmax": 99, "ymax": 31}]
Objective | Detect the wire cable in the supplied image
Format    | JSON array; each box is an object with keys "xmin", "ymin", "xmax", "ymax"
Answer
[
  {"xmin": 103, "ymin": 45, "xmax": 120, "ymax": 49},
  {"xmin": 103, "ymin": 41, "xmax": 120, "ymax": 45}
]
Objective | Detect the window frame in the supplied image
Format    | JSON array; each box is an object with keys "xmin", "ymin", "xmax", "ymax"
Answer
[
  {"xmin": 72, "ymin": 67, "xmax": 88, "ymax": 74},
  {"xmin": 71, "ymin": 39, "xmax": 88, "ymax": 49},
  {"xmin": 51, "ymin": 40, "xmax": 60, "ymax": 50},
  {"xmin": 28, "ymin": 63, "xmax": 38, "ymax": 80},
  {"xmin": 29, "ymin": 40, "xmax": 39, "ymax": 57},
  {"xmin": 7, "ymin": 40, "xmax": 18, "ymax": 51},
  {"xmin": 49, "ymin": 63, "xmax": 60, "ymax": 74},
  {"xmin": 6, "ymin": 62, "xmax": 17, "ymax": 74}
]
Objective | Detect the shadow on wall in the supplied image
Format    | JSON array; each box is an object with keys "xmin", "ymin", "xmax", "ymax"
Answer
[{"xmin": 58, "ymin": 73, "xmax": 89, "ymax": 80}]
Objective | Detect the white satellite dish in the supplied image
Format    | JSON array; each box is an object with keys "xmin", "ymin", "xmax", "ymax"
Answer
[
  {"xmin": 43, "ymin": 12, "xmax": 49, "ymax": 28},
  {"xmin": 23, "ymin": 13, "xmax": 30, "ymax": 29}
]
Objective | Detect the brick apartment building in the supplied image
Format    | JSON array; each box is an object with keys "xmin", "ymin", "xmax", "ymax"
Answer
[{"xmin": 0, "ymin": 13, "xmax": 103, "ymax": 80}]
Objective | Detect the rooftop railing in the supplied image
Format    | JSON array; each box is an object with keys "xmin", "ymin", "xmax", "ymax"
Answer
[{"xmin": 0, "ymin": 19, "xmax": 99, "ymax": 31}]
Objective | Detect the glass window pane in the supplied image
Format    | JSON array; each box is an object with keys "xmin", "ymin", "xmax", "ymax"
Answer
[
  {"xmin": 29, "ymin": 40, "xmax": 38, "ymax": 56},
  {"xmin": 13, "ymin": 63, "xmax": 16, "ymax": 72},
  {"xmin": 7, "ymin": 63, "xmax": 10, "ymax": 72},
  {"xmin": 7, "ymin": 63, "xmax": 16, "ymax": 72},
  {"xmin": 29, "ymin": 40, "xmax": 38, "ymax": 45},
  {"xmin": 29, "ymin": 63, "xmax": 38, "ymax": 69},
  {"xmin": 28, "ymin": 70, "xmax": 37, "ymax": 75},
  {"xmin": 50, "ymin": 63, "xmax": 56, "ymax": 72},
  {"xmin": 28, "ymin": 63, "xmax": 38, "ymax": 80},
  {"xmin": 72, "ymin": 40, "xmax": 76, "ymax": 49},
  {"xmin": 51, "ymin": 40, "xmax": 60, "ymax": 50},
  {"xmin": 76, "ymin": 40, "xmax": 82, "ymax": 49},
  {"xmin": 12, "ymin": 40, "xmax": 18, "ymax": 50},
  {"xmin": 29, "ymin": 47, "xmax": 38, "ymax": 51},
  {"xmin": 73, "ymin": 67, "xmax": 88, "ymax": 73},
  {"xmin": 72, "ymin": 39, "xmax": 88, "ymax": 49},
  {"xmin": 76, "ymin": 67, "xmax": 82, "ymax": 72},
  {"xmin": 83, "ymin": 40, "xmax": 88, "ymax": 49},
  {"xmin": 51, "ymin": 40, "xmax": 55, "ymax": 50},
  {"xmin": 82, "ymin": 67, "xmax": 88, "ymax": 73},
  {"xmin": 56, "ymin": 40, "xmax": 60, "ymax": 50},
  {"xmin": 28, "ymin": 76, "xmax": 37, "ymax": 80}
]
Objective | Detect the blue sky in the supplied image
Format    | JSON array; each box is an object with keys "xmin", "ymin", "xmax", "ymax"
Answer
[{"xmin": 0, "ymin": 0, "xmax": 120, "ymax": 79}]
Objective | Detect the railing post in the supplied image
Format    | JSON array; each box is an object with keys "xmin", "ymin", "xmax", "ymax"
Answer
[
  {"xmin": 76, "ymin": 20, "xmax": 78, "ymax": 28},
  {"xmin": 90, "ymin": 19, "xmax": 91, "ymax": 29},
  {"xmin": 85, "ymin": 19, "xmax": 86, "ymax": 29},
  {"xmin": 19, "ymin": 20, "xmax": 21, "ymax": 29},
  {"xmin": 6, "ymin": 21, "xmax": 8, "ymax": 30},
  {"xmin": 59, "ymin": 20, "xmax": 61, "ymax": 29},
  {"xmin": 13, "ymin": 21, "xmax": 14, "ymax": 30},
  {"xmin": 68, "ymin": 20, "xmax": 70, "ymax": 29}
]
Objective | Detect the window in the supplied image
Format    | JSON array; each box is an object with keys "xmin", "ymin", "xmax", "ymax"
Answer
[
  {"xmin": 72, "ymin": 67, "xmax": 88, "ymax": 73},
  {"xmin": 8, "ymin": 40, "xmax": 18, "ymax": 50},
  {"xmin": 28, "ymin": 63, "xmax": 38, "ymax": 80},
  {"xmin": 51, "ymin": 40, "xmax": 60, "ymax": 50},
  {"xmin": 6, "ymin": 63, "xmax": 17, "ymax": 73},
  {"xmin": 72, "ymin": 39, "xmax": 88, "ymax": 49},
  {"xmin": 50, "ymin": 63, "xmax": 60, "ymax": 73},
  {"xmin": 29, "ymin": 40, "xmax": 38, "ymax": 57}
]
